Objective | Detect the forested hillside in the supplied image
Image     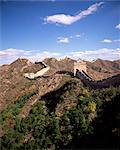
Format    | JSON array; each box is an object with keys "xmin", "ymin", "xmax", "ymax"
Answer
[{"xmin": 0, "ymin": 79, "xmax": 120, "ymax": 149}]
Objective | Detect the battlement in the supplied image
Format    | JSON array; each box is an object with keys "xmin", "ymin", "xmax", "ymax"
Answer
[{"xmin": 74, "ymin": 60, "xmax": 87, "ymax": 76}]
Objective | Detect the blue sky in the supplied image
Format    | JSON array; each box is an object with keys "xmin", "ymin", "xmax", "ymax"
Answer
[{"xmin": 0, "ymin": 0, "xmax": 120, "ymax": 64}]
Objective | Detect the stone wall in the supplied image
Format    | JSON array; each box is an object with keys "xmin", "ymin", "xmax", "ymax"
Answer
[
  {"xmin": 74, "ymin": 60, "xmax": 87, "ymax": 76},
  {"xmin": 24, "ymin": 62, "xmax": 50, "ymax": 79}
]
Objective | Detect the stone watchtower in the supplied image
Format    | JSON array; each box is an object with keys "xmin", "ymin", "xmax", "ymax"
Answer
[{"xmin": 74, "ymin": 59, "xmax": 87, "ymax": 76}]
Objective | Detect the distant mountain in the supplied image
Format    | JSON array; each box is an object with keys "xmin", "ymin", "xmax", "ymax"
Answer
[
  {"xmin": 43, "ymin": 57, "xmax": 75, "ymax": 75},
  {"xmin": 0, "ymin": 58, "xmax": 120, "ymax": 112},
  {"xmin": 43, "ymin": 57, "xmax": 120, "ymax": 80},
  {"xmin": 86, "ymin": 59, "xmax": 120, "ymax": 80}
]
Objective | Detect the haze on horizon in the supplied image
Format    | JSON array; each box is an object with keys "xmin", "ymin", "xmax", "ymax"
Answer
[{"xmin": 0, "ymin": 0, "xmax": 120, "ymax": 64}]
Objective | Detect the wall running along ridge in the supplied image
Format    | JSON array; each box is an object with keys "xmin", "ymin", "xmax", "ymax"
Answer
[
  {"xmin": 24, "ymin": 62, "xmax": 50, "ymax": 79},
  {"xmin": 24, "ymin": 60, "xmax": 88, "ymax": 79}
]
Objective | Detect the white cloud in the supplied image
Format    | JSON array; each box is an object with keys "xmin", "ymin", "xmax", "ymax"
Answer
[
  {"xmin": 48, "ymin": 0, "xmax": 55, "ymax": 2},
  {"xmin": 0, "ymin": 49, "xmax": 60, "ymax": 63},
  {"xmin": 44, "ymin": 2, "xmax": 104, "ymax": 25},
  {"xmin": 57, "ymin": 33, "xmax": 84, "ymax": 43},
  {"xmin": 57, "ymin": 37, "xmax": 69, "ymax": 43},
  {"xmin": 68, "ymin": 48, "xmax": 120, "ymax": 61},
  {"xmin": 0, "ymin": 48, "xmax": 32, "ymax": 64},
  {"xmin": 0, "ymin": 48, "xmax": 31, "ymax": 57},
  {"xmin": 75, "ymin": 34, "xmax": 81, "ymax": 38},
  {"xmin": 48, "ymin": 0, "xmax": 55, "ymax": 1},
  {"xmin": 102, "ymin": 39, "xmax": 112, "ymax": 43},
  {"xmin": 114, "ymin": 39, "xmax": 120, "ymax": 42},
  {"xmin": 116, "ymin": 23, "xmax": 120, "ymax": 30},
  {"xmin": 0, "ymin": 47, "xmax": 119, "ymax": 65},
  {"xmin": 0, "ymin": 49, "xmax": 62, "ymax": 64},
  {"xmin": 28, "ymin": 51, "xmax": 61, "ymax": 62},
  {"xmin": 101, "ymin": 39, "xmax": 120, "ymax": 43}
]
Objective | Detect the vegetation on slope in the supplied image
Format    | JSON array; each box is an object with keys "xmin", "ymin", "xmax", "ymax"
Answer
[
  {"xmin": 0, "ymin": 79, "xmax": 120, "ymax": 149},
  {"xmin": 0, "ymin": 91, "xmax": 37, "ymax": 139}
]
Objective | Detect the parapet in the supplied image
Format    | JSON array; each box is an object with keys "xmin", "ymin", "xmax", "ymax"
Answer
[{"xmin": 74, "ymin": 60, "xmax": 87, "ymax": 76}]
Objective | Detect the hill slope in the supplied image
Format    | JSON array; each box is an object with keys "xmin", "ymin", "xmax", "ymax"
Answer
[
  {"xmin": 0, "ymin": 58, "xmax": 120, "ymax": 149},
  {"xmin": 0, "ymin": 58, "xmax": 120, "ymax": 111}
]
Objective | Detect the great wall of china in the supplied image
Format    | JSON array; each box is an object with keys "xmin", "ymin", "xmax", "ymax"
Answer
[
  {"xmin": 24, "ymin": 59, "xmax": 91, "ymax": 80},
  {"xmin": 17, "ymin": 59, "xmax": 120, "ymax": 118},
  {"xmin": 74, "ymin": 59, "xmax": 92, "ymax": 80},
  {"xmin": 24, "ymin": 62, "xmax": 50, "ymax": 79},
  {"xmin": 23, "ymin": 59, "xmax": 120, "ymax": 89}
]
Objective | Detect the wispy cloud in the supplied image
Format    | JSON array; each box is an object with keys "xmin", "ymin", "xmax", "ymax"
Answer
[
  {"xmin": 0, "ymin": 47, "xmax": 119, "ymax": 65},
  {"xmin": 0, "ymin": 48, "xmax": 31, "ymax": 57},
  {"xmin": 0, "ymin": 48, "xmax": 31, "ymax": 64},
  {"xmin": 101, "ymin": 39, "xmax": 120, "ymax": 43},
  {"xmin": 44, "ymin": 2, "xmax": 104, "ymax": 25},
  {"xmin": 57, "ymin": 33, "xmax": 84, "ymax": 44},
  {"xmin": 57, "ymin": 37, "xmax": 69, "ymax": 43},
  {"xmin": 102, "ymin": 39, "xmax": 112, "ymax": 43},
  {"xmin": 114, "ymin": 39, "xmax": 120, "ymax": 42},
  {"xmin": 28, "ymin": 51, "xmax": 61, "ymax": 62},
  {"xmin": 116, "ymin": 23, "xmax": 120, "ymax": 30},
  {"xmin": 48, "ymin": 0, "xmax": 55, "ymax": 1},
  {"xmin": 0, "ymin": 49, "xmax": 61, "ymax": 64},
  {"xmin": 68, "ymin": 48, "xmax": 120, "ymax": 61},
  {"xmin": 69, "ymin": 35, "xmax": 73, "ymax": 39},
  {"xmin": 75, "ymin": 34, "xmax": 81, "ymax": 38}
]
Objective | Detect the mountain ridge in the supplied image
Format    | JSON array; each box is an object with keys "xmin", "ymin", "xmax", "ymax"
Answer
[{"xmin": 0, "ymin": 57, "xmax": 120, "ymax": 112}]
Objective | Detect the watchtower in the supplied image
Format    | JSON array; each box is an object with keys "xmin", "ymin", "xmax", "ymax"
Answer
[{"xmin": 74, "ymin": 59, "xmax": 87, "ymax": 76}]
